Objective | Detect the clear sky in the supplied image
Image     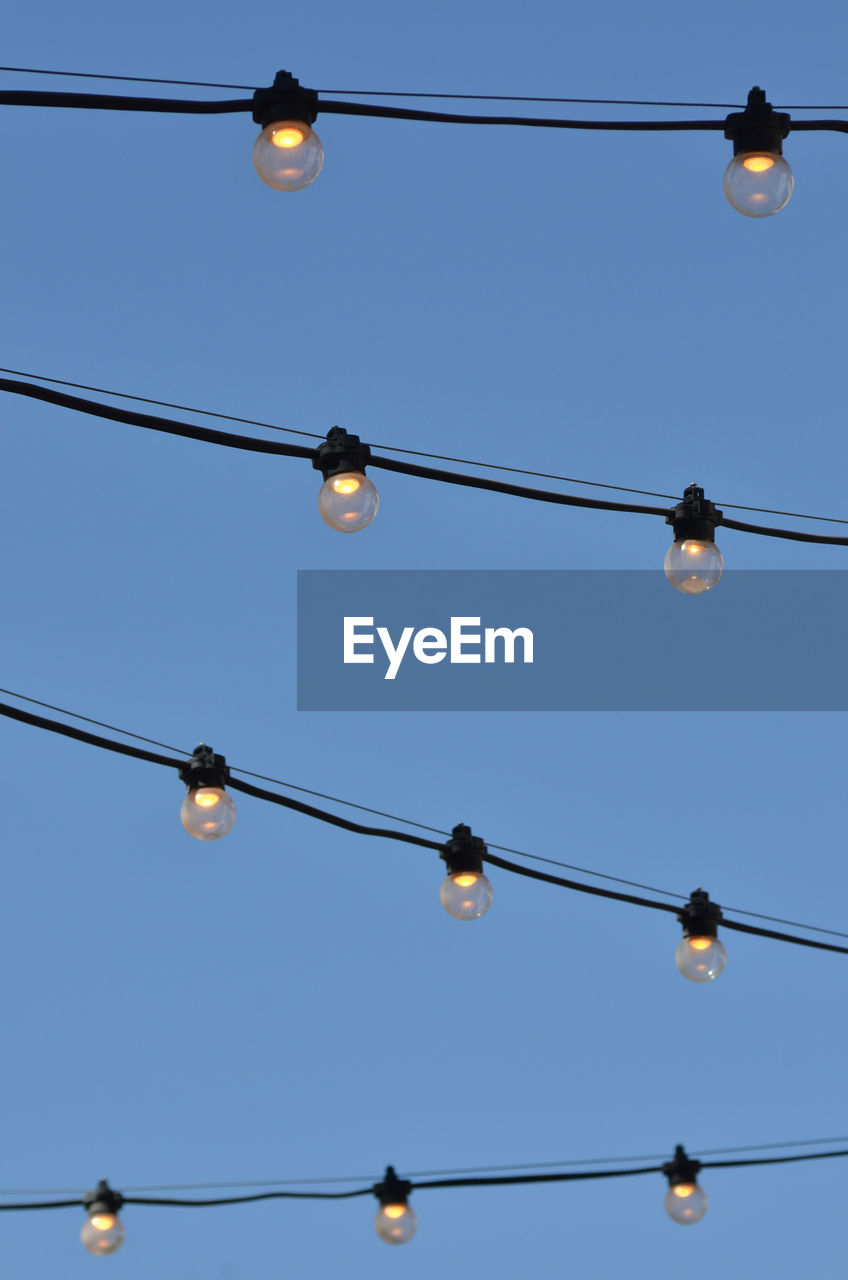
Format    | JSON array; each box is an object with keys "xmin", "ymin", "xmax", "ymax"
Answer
[{"xmin": 1, "ymin": 1, "xmax": 847, "ymax": 1276}]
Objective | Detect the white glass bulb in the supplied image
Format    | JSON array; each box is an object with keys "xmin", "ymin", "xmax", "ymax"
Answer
[
  {"xmin": 253, "ymin": 120, "xmax": 324, "ymax": 191},
  {"xmin": 81, "ymin": 1213, "xmax": 125, "ymax": 1256},
  {"xmin": 318, "ymin": 471, "xmax": 379, "ymax": 532},
  {"xmin": 664, "ymin": 540, "xmax": 723, "ymax": 594},
  {"xmin": 180, "ymin": 787, "xmax": 236, "ymax": 840},
  {"xmin": 675, "ymin": 935, "xmax": 727, "ymax": 982},
  {"xmin": 664, "ymin": 1183, "xmax": 708, "ymax": 1224},
  {"xmin": 374, "ymin": 1203, "xmax": 418, "ymax": 1245},
  {"xmin": 440, "ymin": 871, "xmax": 493, "ymax": 920},
  {"xmin": 723, "ymin": 152, "xmax": 793, "ymax": 217}
]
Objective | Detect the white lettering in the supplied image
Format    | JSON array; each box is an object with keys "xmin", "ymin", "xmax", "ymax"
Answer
[
  {"xmin": 344, "ymin": 617, "xmax": 375, "ymax": 663},
  {"xmin": 450, "ymin": 617, "xmax": 482, "ymax": 663},
  {"xmin": 484, "ymin": 627, "xmax": 534, "ymax": 664},
  {"xmin": 377, "ymin": 626, "xmax": 415, "ymax": 681},
  {"xmin": 413, "ymin": 628, "xmax": 448, "ymax": 664}
]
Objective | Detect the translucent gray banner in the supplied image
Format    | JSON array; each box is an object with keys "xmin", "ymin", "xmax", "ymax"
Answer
[{"xmin": 297, "ymin": 570, "xmax": 847, "ymax": 710}]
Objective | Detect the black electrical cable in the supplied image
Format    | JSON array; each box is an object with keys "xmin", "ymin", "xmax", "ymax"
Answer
[
  {"xmin": 2, "ymin": 698, "xmax": 847, "ymax": 957},
  {"xmin": 3, "ymin": 1145, "xmax": 848, "ymax": 1212},
  {"xmin": 3, "ymin": 377, "xmax": 848, "ymax": 546},
  {"xmin": 2, "ymin": 83, "xmax": 848, "ymax": 140},
  {"xmin": 2, "ymin": 69, "xmax": 848, "ymax": 111},
  {"xmin": 5, "ymin": 368, "xmax": 848, "ymax": 527},
  {"xmin": 5, "ymin": 683, "xmax": 846, "ymax": 939}
]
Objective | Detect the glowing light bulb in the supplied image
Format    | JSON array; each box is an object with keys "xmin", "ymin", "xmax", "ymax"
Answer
[
  {"xmin": 374, "ymin": 1202, "xmax": 418, "ymax": 1244},
  {"xmin": 440, "ymin": 870, "xmax": 493, "ymax": 920},
  {"xmin": 181, "ymin": 787, "xmax": 236, "ymax": 840},
  {"xmin": 675, "ymin": 935, "xmax": 726, "ymax": 982},
  {"xmin": 664, "ymin": 1182, "xmax": 708, "ymax": 1224},
  {"xmin": 318, "ymin": 471, "xmax": 379, "ymax": 532},
  {"xmin": 724, "ymin": 151, "xmax": 793, "ymax": 217},
  {"xmin": 253, "ymin": 119, "xmax": 324, "ymax": 190},
  {"xmin": 664, "ymin": 539, "xmax": 724, "ymax": 594},
  {"xmin": 81, "ymin": 1182, "xmax": 125, "ymax": 1256}
]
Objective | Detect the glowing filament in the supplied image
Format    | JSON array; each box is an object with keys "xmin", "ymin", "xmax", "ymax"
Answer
[
  {"xmin": 193, "ymin": 789, "xmax": 221, "ymax": 808},
  {"xmin": 333, "ymin": 476, "xmax": 362, "ymax": 495},
  {"xmin": 90, "ymin": 1214, "xmax": 116, "ymax": 1230},
  {"xmin": 743, "ymin": 154, "xmax": 775, "ymax": 173},
  {"xmin": 271, "ymin": 126, "xmax": 306, "ymax": 149},
  {"xmin": 673, "ymin": 1184, "xmax": 695, "ymax": 1199},
  {"xmin": 688, "ymin": 937, "xmax": 712, "ymax": 951}
]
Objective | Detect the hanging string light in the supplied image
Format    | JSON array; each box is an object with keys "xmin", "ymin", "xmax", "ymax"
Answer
[
  {"xmin": 662, "ymin": 1147, "xmax": 708, "ymax": 1223},
  {"xmin": 251, "ymin": 70, "xmax": 324, "ymax": 191},
  {"xmin": 664, "ymin": 485, "xmax": 724, "ymax": 594},
  {"xmin": 675, "ymin": 890, "xmax": 727, "ymax": 982},
  {"xmin": 373, "ymin": 1167, "xmax": 418, "ymax": 1244},
  {"xmin": 178, "ymin": 744, "xmax": 237, "ymax": 840},
  {"xmin": 439, "ymin": 823, "xmax": 493, "ymax": 920},
  {"xmin": 723, "ymin": 87, "xmax": 793, "ymax": 216},
  {"xmin": 80, "ymin": 1181, "xmax": 125, "ymax": 1256},
  {"xmin": 314, "ymin": 426, "xmax": 380, "ymax": 532}
]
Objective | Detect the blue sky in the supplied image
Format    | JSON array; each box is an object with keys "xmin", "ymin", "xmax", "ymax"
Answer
[{"xmin": 1, "ymin": 0, "xmax": 847, "ymax": 1275}]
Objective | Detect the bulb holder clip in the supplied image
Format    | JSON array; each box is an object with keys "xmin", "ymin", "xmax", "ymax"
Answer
[
  {"xmin": 374, "ymin": 1166, "xmax": 413, "ymax": 1206},
  {"xmin": 724, "ymin": 86, "xmax": 790, "ymax": 157},
  {"xmin": 662, "ymin": 1145, "xmax": 702, "ymax": 1188},
  {"xmin": 666, "ymin": 484, "xmax": 722, "ymax": 543},
  {"xmin": 83, "ymin": 1179, "xmax": 124, "ymax": 1217},
  {"xmin": 678, "ymin": 888, "xmax": 723, "ymax": 938},
  {"xmin": 313, "ymin": 426, "xmax": 373, "ymax": 480},
  {"xmin": 252, "ymin": 70, "xmax": 319, "ymax": 129},
  {"xmin": 179, "ymin": 743, "xmax": 230, "ymax": 791},
  {"xmin": 441, "ymin": 822, "xmax": 487, "ymax": 877}
]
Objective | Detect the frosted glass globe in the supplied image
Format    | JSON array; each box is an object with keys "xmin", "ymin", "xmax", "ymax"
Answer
[
  {"xmin": 180, "ymin": 787, "xmax": 236, "ymax": 840},
  {"xmin": 318, "ymin": 472, "xmax": 379, "ymax": 532},
  {"xmin": 440, "ymin": 871, "xmax": 493, "ymax": 920},
  {"xmin": 664, "ymin": 540, "xmax": 723, "ymax": 594},
  {"xmin": 664, "ymin": 1183, "xmax": 708, "ymax": 1224},
  {"xmin": 81, "ymin": 1213, "xmax": 125, "ymax": 1256},
  {"xmin": 374, "ymin": 1203, "xmax": 418, "ymax": 1244},
  {"xmin": 723, "ymin": 152, "xmax": 793, "ymax": 217},
  {"xmin": 675, "ymin": 935, "xmax": 727, "ymax": 982},
  {"xmin": 253, "ymin": 120, "xmax": 324, "ymax": 191}
]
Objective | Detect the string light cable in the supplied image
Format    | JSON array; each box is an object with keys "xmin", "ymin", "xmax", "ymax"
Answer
[
  {"xmin": 2, "ymin": 375, "xmax": 847, "ymax": 597},
  {"xmin": 1, "ymin": 694, "xmax": 847, "ymax": 965},
  {"xmin": 0, "ymin": 70, "xmax": 847, "ymax": 209},
  {"xmin": 5, "ymin": 1142, "xmax": 848, "ymax": 1251}
]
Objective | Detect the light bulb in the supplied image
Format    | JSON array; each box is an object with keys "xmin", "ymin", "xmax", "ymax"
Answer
[
  {"xmin": 723, "ymin": 151, "xmax": 793, "ymax": 217},
  {"xmin": 253, "ymin": 119, "xmax": 324, "ymax": 190},
  {"xmin": 675, "ymin": 935, "xmax": 727, "ymax": 982},
  {"xmin": 374, "ymin": 1203, "xmax": 418, "ymax": 1245},
  {"xmin": 180, "ymin": 786, "xmax": 236, "ymax": 841},
  {"xmin": 318, "ymin": 471, "xmax": 379, "ymax": 532},
  {"xmin": 664, "ymin": 539, "xmax": 723, "ymax": 594},
  {"xmin": 81, "ymin": 1212, "xmax": 125, "ymax": 1256},
  {"xmin": 664, "ymin": 1182, "xmax": 708, "ymax": 1224},
  {"xmin": 440, "ymin": 870, "xmax": 493, "ymax": 920}
]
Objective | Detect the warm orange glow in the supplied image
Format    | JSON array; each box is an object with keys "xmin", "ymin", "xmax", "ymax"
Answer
[
  {"xmin": 193, "ymin": 789, "xmax": 221, "ymax": 808},
  {"xmin": 333, "ymin": 475, "xmax": 362, "ymax": 495},
  {"xmin": 685, "ymin": 542, "xmax": 705, "ymax": 556},
  {"xmin": 383, "ymin": 1204, "xmax": 407, "ymax": 1220},
  {"xmin": 271, "ymin": 125, "xmax": 306, "ymax": 149},
  {"xmin": 672, "ymin": 1184, "xmax": 695, "ymax": 1199},
  {"xmin": 454, "ymin": 873, "xmax": 479, "ymax": 888},
  {"xmin": 90, "ymin": 1214, "xmax": 117, "ymax": 1231},
  {"xmin": 743, "ymin": 154, "xmax": 775, "ymax": 173},
  {"xmin": 688, "ymin": 936, "xmax": 712, "ymax": 951}
]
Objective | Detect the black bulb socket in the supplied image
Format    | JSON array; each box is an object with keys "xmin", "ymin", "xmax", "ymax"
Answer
[
  {"xmin": 252, "ymin": 70, "xmax": 319, "ymax": 130},
  {"xmin": 662, "ymin": 1145, "xmax": 702, "ymax": 1188},
  {"xmin": 179, "ymin": 743, "xmax": 230, "ymax": 793},
  {"xmin": 724, "ymin": 86, "xmax": 790, "ymax": 158},
  {"xmin": 678, "ymin": 888, "xmax": 723, "ymax": 939},
  {"xmin": 666, "ymin": 484, "xmax": 722, "ymax": 544},
  {"xmin": 374, "ymin": 1166, "xmax": 412, "ymax": 1207},
  {"xmin": 313, "ymin": 426, "xmax": 373, "ymax": 482},
  {"xmin": 441, "ymin": 823, "xmax": 487, "ymax": 878},
  {"xmin": 84, "ymin": 1180, "xmax": 124, "ymax": 1217}
]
